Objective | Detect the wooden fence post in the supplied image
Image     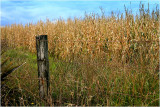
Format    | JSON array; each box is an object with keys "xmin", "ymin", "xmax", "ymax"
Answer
[{"xmin": 36, "ymin": 35, "xmax": 50, "ymax": 100}]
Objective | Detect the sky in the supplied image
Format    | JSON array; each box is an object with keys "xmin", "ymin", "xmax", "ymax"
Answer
[{"xmin": 1, "ymin": 0, "xmax": 159, "ymax": 26}]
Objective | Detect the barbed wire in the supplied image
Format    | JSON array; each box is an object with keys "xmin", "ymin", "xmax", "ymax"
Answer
[
  {"xmin": 1, "ymin": 38, "xmax": 159, "ymax": 43},
  {"xmin": 48, "ymin": 40, "xmax": 159, "ymax": 43}
]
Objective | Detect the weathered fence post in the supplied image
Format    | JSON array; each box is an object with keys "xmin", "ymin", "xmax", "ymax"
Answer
[{"xmin": 36, "ymin": 35, "xmax": 50, "ymax": 100}]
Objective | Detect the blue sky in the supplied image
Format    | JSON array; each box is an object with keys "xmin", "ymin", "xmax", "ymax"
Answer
[{"xmin": 1, "ymin": 0, "xmax": 159, "ymax": 26}]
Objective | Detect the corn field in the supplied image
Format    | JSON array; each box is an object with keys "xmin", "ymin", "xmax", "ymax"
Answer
[{"xmin": 1, "ymin": 4, "xmax": 159, "ymax": 64}]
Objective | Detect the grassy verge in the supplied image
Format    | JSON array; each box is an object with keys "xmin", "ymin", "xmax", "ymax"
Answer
[{"xmin": 1, "ymin": 47, "xmax": 159, "ymax": 106}]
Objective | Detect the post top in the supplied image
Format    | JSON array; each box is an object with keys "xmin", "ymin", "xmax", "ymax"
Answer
[
  {"xmin": 36, "ymin": 35, "xmax": 47, "ymax": 37},
  {"xmin": 36, "ymin": 35, "xmax": 48, "ymax": 39}
]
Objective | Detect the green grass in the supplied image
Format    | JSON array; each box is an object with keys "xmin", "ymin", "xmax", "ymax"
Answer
[{"xmin": 1, "ymin": 47, "xmax": 159, "ymax": 106}]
